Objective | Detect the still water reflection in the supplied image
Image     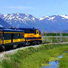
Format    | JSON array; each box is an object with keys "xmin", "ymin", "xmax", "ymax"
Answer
[{"xmin": 42, "ymin": 55, "xmax": 63, "ymax": 68}]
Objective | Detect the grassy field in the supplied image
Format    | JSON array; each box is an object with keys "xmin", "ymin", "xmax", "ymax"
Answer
[
  {"xmin": 59, "ymin": 53, "xmax": 68, "ymax": 68},
  {"xmin": 42, "ymin": 36, "xmax": 68, "ymax": 43},
  {"xmin": 0, "ymin": 44, "xmax": 68, "ymax": 68}
]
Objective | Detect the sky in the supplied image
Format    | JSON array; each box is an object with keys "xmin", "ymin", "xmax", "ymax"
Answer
[{"xmin": 0, "ymin": 0, "xmax": 68, "ymax": 18}]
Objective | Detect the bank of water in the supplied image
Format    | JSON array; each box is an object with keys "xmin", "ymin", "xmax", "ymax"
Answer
[
  {"xmin": 42, "ymin": 55, "xmax": 63, "ymax": 68},
  {"xmin": 42, "ymin": 51, "xmax": 68, "ymax": 68}
]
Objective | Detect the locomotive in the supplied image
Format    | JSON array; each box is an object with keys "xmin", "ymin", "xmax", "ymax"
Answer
[
  {"xmin": 0, "ymin": 27, "xmax": 42, "ymax": 50},
  {"xmin": 19, "ymin": 28, "xmax": 42, "ymax": 45}
]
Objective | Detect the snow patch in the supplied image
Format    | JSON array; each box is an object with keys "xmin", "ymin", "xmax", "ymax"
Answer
[
  {"xmin": 4, "ymin": 15, "xmax": 7, "ymax": 17},
  {"xmin": 61, "ymin": 15, "xmax": 68, "ymax": 19},
  {"xmin": 39, "ymin": 16, "xmax": 55, "ymax": 21},
  {"xmin": 48, "ymin": 17, "xmax": 55, "ymax": 20},
  {"xmin": 39, "ymin": 16, "xmax": 49, "ymax": 20},
  {"xmin": 25, "ymin": 14, "xmax": 29, "ymax": 17},
  {"xmin": 17, "ymin": 13, "xmax": 19, "ymax": 16},
  {"xmin": 32, "ymin": 17, "xmax": 35, "ymax": 21}
]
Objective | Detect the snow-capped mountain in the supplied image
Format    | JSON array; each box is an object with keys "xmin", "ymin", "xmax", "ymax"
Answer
[
  {"xmin": 3, "ymin": 13, "xmax": 37, "ymax": 22},
  {"xmin": 39, "ymin": 15, "xmax": 68, "ymax": 32},
  {"xmin": 0, "ymin": 13, "xmax": 68, "ymax": 32},
  {"xmin": 0, "ymin": 13, "xmax": 39, "ymax": 28},
  {"xmin": 39, "ymin": 15, "xmax": 68, "ymax": 22}
]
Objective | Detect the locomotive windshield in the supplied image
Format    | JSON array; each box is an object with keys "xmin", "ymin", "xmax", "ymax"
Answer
[{"xmin": 25, "ymin": 29, "xmax": 35, "ymax": 33}]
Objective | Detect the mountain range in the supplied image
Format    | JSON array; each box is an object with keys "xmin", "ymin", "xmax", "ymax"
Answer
[{"xmin": 0, "ymin": 13, "xmax": 68, "ymax": 32}]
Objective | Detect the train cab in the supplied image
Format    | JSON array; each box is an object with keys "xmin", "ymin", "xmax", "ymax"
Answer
[{"xmin": 19, "ymin": 28, "xmax": 42, "ymax": 45}]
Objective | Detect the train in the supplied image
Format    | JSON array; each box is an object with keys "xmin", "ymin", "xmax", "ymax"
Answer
[{"xmin": 0, "ymin": 27, "xmax": 42, "ymax": 51}]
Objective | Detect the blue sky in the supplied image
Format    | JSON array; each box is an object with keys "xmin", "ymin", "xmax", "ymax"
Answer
[{"xmin": 0, "ymin": 0, "xmax": 68, "ymax": 18}]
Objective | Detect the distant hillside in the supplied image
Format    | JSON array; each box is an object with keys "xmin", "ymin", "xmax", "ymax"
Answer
[
  {"xmin": 0, "ymin": 13, "xmax": 68, "ymax": 32},
  {"xmin": 0, "ymin": 17, "xmax": 11, "ymax": 28}
]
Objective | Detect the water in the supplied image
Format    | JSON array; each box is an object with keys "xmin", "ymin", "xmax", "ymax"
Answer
[
  {"xmin": 64, "ymin": 51, "xmax": 68, "ymax": 53},
  {"xmin": 57, "ymin": 55, "xmax": 63, "ymax": 58},
  {"xmin": 42, "ymin": 55, "xmax": 63, "ymax": 68}
]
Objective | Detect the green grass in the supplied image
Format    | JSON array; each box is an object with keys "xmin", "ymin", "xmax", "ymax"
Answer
[
  {"xmin": 19, "ymin": 50, "xmax": 50, "ymax": 68},
  {"xmin": 0, "ymin": 44, "xmax": 68, "ymax": 68},
  {"xmin": 19, "ymin": 47, "xmax": 63, "ymax": 68},
  {"xmin": 42, "ymin": 36, "xmax": 68, "ymax": 43},
  {"xmin": 59, "ymin": 53, "xmax": 68, "ymax": 68}
]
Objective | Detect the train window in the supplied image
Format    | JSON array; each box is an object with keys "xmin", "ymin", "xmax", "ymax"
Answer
[
  {"xmin": 18, "ymin": 34, "xmax": 19, "ymax": 36},
  {"xmin": 30, "ymin": 30, "xmax": 35, "ymax": 33},
  {"xmin": 34, "ymin": 31, "xmax": 36, "ymax": 34},
  {"xmin": 36, "ymin": 30, "xmax": 39, "ymax": 34},
  {"xmin": 13, "ymin": 34, "xmax": 19, "ymax": 39},
  {"xmin": 20, "ymin": 34, "xmax": 24, "ymax": 38},
  {"xmin": 39, "ymin": 32, "xmax": 41, "ymax": 35},
  {"xmin": 0, "ymin": 33, "xmax": 2, "ymax": 38},
  {"xmin": 25, "ymin": 30, "xmax": 35, "ymax": 33},
  {"xmin": 4, "ymin": 33, "xmax": 11, "ymax": 40},
  {"xmin": 37, "ymin": 32, "xmax": 39, "ymax": 34}
]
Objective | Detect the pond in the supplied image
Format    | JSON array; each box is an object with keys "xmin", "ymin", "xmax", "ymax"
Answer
[{"xmin": 42, "ymin": 55, "xmax": 63, "ymax": 68}]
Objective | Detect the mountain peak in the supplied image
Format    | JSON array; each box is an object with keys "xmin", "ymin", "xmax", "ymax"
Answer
[{"xmin": 2, "ymin": 13, "xmax": 37, "ymax": 22}]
